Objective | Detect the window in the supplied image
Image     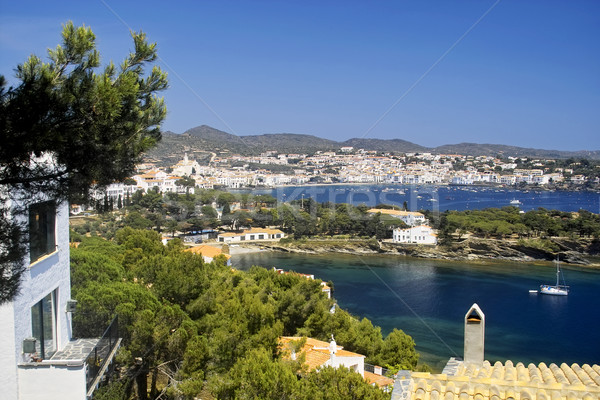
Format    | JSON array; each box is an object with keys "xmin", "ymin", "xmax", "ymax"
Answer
[
  {"xmin": 31, "ymin": 291, "xmax": 57, "ymax": 359},
  {"xmin": 29, "ymin": 201, "xmax": 56, "ymax": 262}
]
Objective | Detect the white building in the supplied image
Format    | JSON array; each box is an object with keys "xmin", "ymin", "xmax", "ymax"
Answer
[
  {"xmin": 171, "ymin": 153, "xmax": 202, "ymax": 177},
  {"xmin": 1, "ymin": 193, "xmax": 120, "ymax": 399},
  {"xmin": 217, "ymin": 227, "xmax": 285, "ymax": 243},
  {"xmin": 393, "ymin": 225, "xmax": 437, "ymax": 245},
  {"xmin": 279, "ymin": 336, "xmax": 394, "ymax": 390},
  {"xmin": 132, "ymin": 169, "xmax": 178, "ymax": 193}
]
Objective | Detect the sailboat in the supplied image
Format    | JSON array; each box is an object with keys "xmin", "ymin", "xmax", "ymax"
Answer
[{"xmin": 539, "ymin": 258, "xmax": 569, "ymax": 296}]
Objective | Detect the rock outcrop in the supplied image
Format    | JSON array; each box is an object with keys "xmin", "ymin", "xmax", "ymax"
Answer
[{"xmin": 263, "ymin": 237, "xmax": 600, "ymax": 267}]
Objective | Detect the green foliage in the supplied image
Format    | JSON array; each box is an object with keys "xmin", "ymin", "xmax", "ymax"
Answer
[
  {"xmin": 439, "ymin": 206, "xmax": 600, "ymax": 241},
  {"xmin": 298, "ymin": 366, "xmax": 391, "ymax": 400},
  {"xmin": 70, "ymin": 247, "xmax": 125, "ymax": 290},
  {"xmin": 1, "ymin": 20, "xmax": 167, "ymax": 202},
  {"xmin": 517, "ymin": 238, "xmax": 560, "ymax": 253},
  {"xmin": 212, "ymin": 348, "xmax": 300, "ymax": 400},
  {"xmin": 375, "ymin": 328, "xmax": 419, "ymax": 373},
  {"xmin": 70, "ymin": 228, "xmax": 415, "ymax": 398},
  {"xmin": 212, "ymin": 350, "xmax": 391, "ymax": 400},
  {"xmin": 279, "ymin": 201, "xmax": 396, "ymax": 239}
]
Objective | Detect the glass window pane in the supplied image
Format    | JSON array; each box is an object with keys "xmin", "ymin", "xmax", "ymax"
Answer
[
  {"xmin": 29, "ymin": 201, "xmax": 56, "ymax": 262},
  {"xmin": 30, "ymin": 292, "xmax": 56, "ymax": 359}
]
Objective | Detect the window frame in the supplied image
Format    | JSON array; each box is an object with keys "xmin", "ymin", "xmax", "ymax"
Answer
[
  {"xmin": 28, "ymin": 200, "xmax": 57, "ymax": 262},
  {"xmin": 31, "ymin": 291, "xmax": 57, "ymax": 360}
]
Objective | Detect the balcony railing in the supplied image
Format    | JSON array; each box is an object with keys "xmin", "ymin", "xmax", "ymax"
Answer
[
  {"xmin": 365, "ymin": 362, "xmax": 391, "ymax": 377},
  {"xmin": 85, "ymin": 315, "xmax": 120, "ymax": 392}
]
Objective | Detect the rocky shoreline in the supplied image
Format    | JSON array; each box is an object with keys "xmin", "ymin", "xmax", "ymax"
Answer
[{"xmin": 258, "ymin": 237, "xmax": 600, "ymax": 268}]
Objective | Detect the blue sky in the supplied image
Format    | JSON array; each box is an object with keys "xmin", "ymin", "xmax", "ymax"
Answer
[{"xmin": 1, "ymin": 1, "xmax": 598, "ymax": 151}]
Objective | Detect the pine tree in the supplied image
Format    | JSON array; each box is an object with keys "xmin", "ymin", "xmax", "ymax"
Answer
[{"xmin": 0, "ymin": 22, "xmax": 168, "ymax": 303}]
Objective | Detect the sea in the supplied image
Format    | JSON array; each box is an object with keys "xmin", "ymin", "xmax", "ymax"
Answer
[
  {"xmin": 232, "ymin": 252, "xmax": 600, "ymax": 371},
  {"xmin": 228, "ymin": 184, "xmax": 600, "ymax": 370},
  {"xmin": 231, "ymin": 184, "xmax": 600, "ymax": 213}
]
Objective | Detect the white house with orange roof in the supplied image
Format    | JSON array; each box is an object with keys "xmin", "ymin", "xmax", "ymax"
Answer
[
  {"xmin": 185, "ymin": 244, "xmax": 231, "ymax": 265},
  {"xmin": 393, "ymin": 225, "xmax": 437, "ymax": 245},
  {"xmin": 217, "ymin": 227, "xmax": 285, "ymax": 243},
  {"xmin": 279, "ymin": 336, "xmax": 394, "ymax": 390},
  {"xmin": 132, "ymin": 169, "xmax": 180, "ymax": 193}
]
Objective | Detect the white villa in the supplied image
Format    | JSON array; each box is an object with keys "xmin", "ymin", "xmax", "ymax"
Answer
[
  {"xmin": 1, "ymin": 190, "xmax": 120, "ymax": 399},
  {"xmin": 132, "ymin": 169, "xmax": 180, "ymax": 193},
  {"xmin": 393, "ymin": 225, "xmax": 437, "ymax": 245},
  {"xmin": 217, "ymin": 227, "xmax": 285, "ymax": 243},
  {"xmin": 279, "ymin": 336, "xmax": 393, "ymax": 390}
]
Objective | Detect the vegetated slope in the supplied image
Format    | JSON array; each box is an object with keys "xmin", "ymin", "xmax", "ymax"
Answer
[
  {"xmin": 145, "ymin": 125, "xmax": 600, "ymax": 160},
  {"xmin": 241, "ymin": 133, "xmax": 339, "ymax": 154},
  {"xmin": 342, "ymin": 138, "xmax": 428, "ymax": 153},
  {"xmin": 433, "ymin": 142, "xmax": 600, "ymax": 159}
]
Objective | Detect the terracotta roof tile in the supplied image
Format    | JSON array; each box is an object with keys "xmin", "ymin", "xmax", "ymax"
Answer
[
  {"xmin": 185, "ymin": 245, "xmax": 231, "ymax": 259},
  {"xmin": 365, "ymin": 371, "xmax": 394, "ymax": 387},
  {"xmin": 395, "ymin": 358, "xmax": 600, "ymax": 400}
]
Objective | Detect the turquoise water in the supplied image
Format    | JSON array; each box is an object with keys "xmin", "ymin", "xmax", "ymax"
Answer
[{"xmin": 232, "ymin": 252, "xmax": 600, "ymax": 370}]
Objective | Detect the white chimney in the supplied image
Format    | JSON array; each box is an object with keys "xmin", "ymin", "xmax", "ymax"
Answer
[
  {"xmin": 329, "ymin": 334, "xmax": 337, "ymax": 365},
  {"xmin": 464, "ymin": 303, "xmax": 485, "ymax": 367}
]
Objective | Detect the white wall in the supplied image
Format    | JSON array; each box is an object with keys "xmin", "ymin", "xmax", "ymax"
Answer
[
  {"xmin": 18, "ymin": 363, "xmax": 86, "ymax": 400},
  {"xmin": 0, "ymin": 302, "xmax": 18, "ymax": 399},
  {"xmin": 326, "ymin": 355, "xmax": 365, "ymax": 377},
  {"xmin": 393, "ymin": 225, "xmax": 437, "ymax": 245},
  {"xmin": 0, "ymin": 201, "xmax": 72, "ymax": 400}
]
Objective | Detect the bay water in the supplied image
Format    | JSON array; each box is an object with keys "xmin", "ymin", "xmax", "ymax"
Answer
[
  {"xmin": 232, "ymin": 251, "xmax": 600, "ymax": 371},
  {"xmin": 233, "ymin": 184, "xmax": 600, "ymax": 213}
]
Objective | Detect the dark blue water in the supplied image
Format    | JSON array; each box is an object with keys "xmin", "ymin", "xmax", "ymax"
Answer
[
  {"xmin": 232, "ymin": 252, "xmax": 600, "ymax": 370},
  {"xmin": 232, "ymin": 184, "xmax": 600, "ymax": 213}
]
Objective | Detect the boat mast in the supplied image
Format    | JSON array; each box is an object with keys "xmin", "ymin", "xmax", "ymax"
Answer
[{"xmin": 554, "ymin": 257, "xmax": 563, "ymax": 287}]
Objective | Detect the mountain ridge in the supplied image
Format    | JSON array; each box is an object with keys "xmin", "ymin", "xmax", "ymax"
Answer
[{"xmin": 145, "ymin": 125, "xmax": 600, "ymax": 161}]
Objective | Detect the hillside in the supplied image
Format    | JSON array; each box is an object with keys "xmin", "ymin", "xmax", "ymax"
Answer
[
  {"xmin": 342, "ymin": 138, "xmax": 428, "ymax": 153},
  {"xmin": 143, "ymin": 125, "xmax": 600, "ymax": 163}
]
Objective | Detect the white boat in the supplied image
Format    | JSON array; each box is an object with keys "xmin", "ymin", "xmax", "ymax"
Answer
[
  {"xmin": 510, "ymin": 199, "xmax": 522, "ymax": 205},
  {"xmin": 540, "ymin": 258, "xmax": 569, "ymax": 296}
]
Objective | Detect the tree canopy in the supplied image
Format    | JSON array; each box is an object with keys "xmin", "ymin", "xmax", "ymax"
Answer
[
  {"xmin": 70, "ymin": 228, "xmax": 412, "ymax": 399},
  {"xmin": 0, "ymin": 22, "xmax": 167, "ymax": 303}
]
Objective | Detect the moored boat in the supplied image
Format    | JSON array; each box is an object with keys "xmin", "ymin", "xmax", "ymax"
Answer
[{"xmin": 540, "ymin": 258, "xmax": 569, "ymax": 296}]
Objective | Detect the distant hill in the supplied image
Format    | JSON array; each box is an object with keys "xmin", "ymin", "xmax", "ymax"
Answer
[
  {"xmin": 143, "ymin": 125, "xmax": 600, "ymax": 164},
  {"xmin": 432, "ymin": 143, "xmax": 600, "ymax": 159},
  {"xmin": 342, "ymin": 138, "xmax": 428, "ymax": 153},
  {"xmin": 241, "ymin": 133, "xmax": 339, "ymax": 154}
]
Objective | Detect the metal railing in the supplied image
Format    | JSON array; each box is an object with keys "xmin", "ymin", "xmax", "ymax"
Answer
[
  {"xmin": 365, "ymin": 362, "xmax": 391, "ymax": 377},
  {"xmin": 85, "ymin": 316, "xmax": 119, "ymax": 391}
]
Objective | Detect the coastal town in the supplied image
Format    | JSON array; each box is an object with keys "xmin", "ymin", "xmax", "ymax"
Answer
[
  {"xmin": 98, "ymin": 149, "xmax": 599, "ymax": 199},
  {"xmin": 75, "ymin": 149, "xmax": 599, "ymax": 254}
]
